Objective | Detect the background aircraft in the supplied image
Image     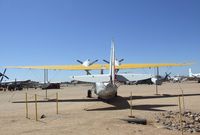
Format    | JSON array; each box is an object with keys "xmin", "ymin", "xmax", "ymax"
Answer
[
  {"xmin": 0, "ymin": 69, "xmax": 39, "ymax": 91},
  {"xmin": 189, "ymin": 68, "xmax": 200, "ymax": 83},
  {"xmin": 133, "ymin": 72, "xmax": 171, "ymax": 85},
  {"xmin": 166, "ymin": 73, "xmax": 188, "ymax": 83},
  {"xmin": 189, "ymin": 68, "xmax": 200, "ymax": 78}
]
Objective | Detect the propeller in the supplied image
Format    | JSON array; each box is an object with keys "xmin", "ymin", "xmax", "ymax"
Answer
[
  {"xmin": 77, "ymin": 59, "xmax": 98, "ymax": 66},
  {"xmin": 85, "ymin": 70, "xmax": 91, "ymax": 75},
  {"xmin": 89, "ymin": 59, "xmax": 98, "ymax": 66},
  {"xmin": 103, "ymin": 59, "xmax": 109, "ymax": 64},
  {"xmin": 119, "ymin": 59, "xmax": 124, "ymax": 63},
  {"xmin": 103, "ymin": 58, "xmax": 124, "ymax": 64},
  {"xmin": 76, "ymin": 60, "xmax": 83, "ymax": 64},
  {"xmin": 76, "ymin": 59, "xmax": 98, "ymax": 75},
  {"xmin": 0, "ymin": 69, "xmax": 9, "ymax": 82},
  {"xmin": 164, "ymin": 72, "xmax": 172, "ymax": 80}
]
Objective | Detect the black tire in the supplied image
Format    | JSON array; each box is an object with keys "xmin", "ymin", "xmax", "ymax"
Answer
[
  {"xmin": 115, "ymin": 92, "xmax": 118, "ymax": 97},
  {"xmin": 87, "ymin": 90, "xmax": 92, "ymax": 98},
  {"xmin": 124, "ymin": 118, "xmax": 147, "ymax": 125}
]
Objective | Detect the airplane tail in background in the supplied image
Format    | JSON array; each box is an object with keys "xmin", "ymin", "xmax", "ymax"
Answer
[
  {"xmin": 109, "ymin": 40, "xmax": 116, "ymax": 85},
  {"xmin": 189, "ymin": 68, "xmax": 193, "ymax": 77}
]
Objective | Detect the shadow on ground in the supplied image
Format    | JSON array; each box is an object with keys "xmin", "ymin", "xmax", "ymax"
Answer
[{"xmin": 13, "ymin": 93, "xmax": 200, "ymax": 111}]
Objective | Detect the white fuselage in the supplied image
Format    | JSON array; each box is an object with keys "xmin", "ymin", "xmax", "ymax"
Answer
[
  {"xmin": 189, "ymin": 68, "xmax": 200, "ymax": 78},
  {"xmin": 192, "ymin": 74, "xmax": 200, "ymax": 78},
  {"xmin": 94, "ymin": 82, "xmax": 117, "ymax": 99}
]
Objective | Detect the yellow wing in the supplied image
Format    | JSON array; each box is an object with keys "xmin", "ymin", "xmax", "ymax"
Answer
[
  {"xmin": 115, "ymin": 63, "xmax": 191, "ymax": 69},
  {"xmin": 2, "ymin": 63, "xmax": 191, "ymax": 70},
  {"xmin": 4, "ymin": 64, "xmax": 104, "ymax": 70}
]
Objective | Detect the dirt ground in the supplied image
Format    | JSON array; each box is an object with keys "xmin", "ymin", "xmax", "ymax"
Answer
[{"xmin": 0, "ymin": 82, "xmax": 200, "ymax": 135}]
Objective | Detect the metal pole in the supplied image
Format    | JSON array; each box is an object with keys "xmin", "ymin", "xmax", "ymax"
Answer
[
  {"xmin": 156, "ymin": 84, "xmax": 158, "ymax": 95},
  {"xmin": 130, "ymin": 92, "xmax": 133, "ymax": 117},
  {"xmin": 35, "ymin": 94, "xmax": 38, "ymax": 121},
  {"xmin": 47, "ymin": 69, "xmax": 48, "ymax": 83},
  {"xmin": 179, "ymin": 84, "xmax": 185, "ymax": 113},
  {"xmin": 25, "ymin": 93, "xmax": 28, "ymax": 118},
  {"xmin": 178, "ymin": 96, "xmax": 184, "ymax": 135},
  {"xmin": 56, "ymin": 93, "xmax": 58, "ymax": 114},
  {"xmin": 156, "ymin": 67, "xmax": 159, "ymax": 95},
  {"xmin": 44, "ymin": 69, "xmax": 48, "ymax": 99},
  {"xmin": 45, "ymin": 89, "xmax": 47, "ymax": 99}
]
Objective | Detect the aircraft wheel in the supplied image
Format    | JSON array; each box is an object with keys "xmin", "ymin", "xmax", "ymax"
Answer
[
  {"xmin": 115, "ymin": 92, "xmax": 118, "ymax": 97},
  {"xmin": 87, "ymin": 90, "xmax": 92, "ymax": 98},
  {"xmin": 198, "ymin": 80, "xmax": 200, "ymax": 83}
]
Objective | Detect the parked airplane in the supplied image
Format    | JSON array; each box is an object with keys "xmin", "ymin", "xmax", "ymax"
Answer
[
  {"xmin": 1, "ymin": 41, "xmax": 189, "ymax": 99},
  {"xmin": 0, "ymin": 69, "xmax": 40, "ymax": 91},
  {"xmin": 68, "ymin": 42, "xmax": 187, "ymax": 98},
  {"xmin": 169, "ymin": 74, "xmax": 187, "ymax": 83},
  {"xmin": 134, "ymin": 72, "xmax": 171, "ymax": 85},
  {"xmin": 189, "ymin": 68, "xmax": 200, "ymax": 78},
  {"xmin": 1, "ymin": 79, "xmax": 39, "ymax": 91},
  {"xmin": 189, "ymin": 68, "xmax": 200, "ymax": 83}
]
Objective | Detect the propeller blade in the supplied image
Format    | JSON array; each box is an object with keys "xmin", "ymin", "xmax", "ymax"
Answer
[
  {"xmin": 103, "ymin": 59, "xmax": 109, "ymax": 64},
  {"xmin": 0, "ymin": 69, "xmax": 7, "ymax": 82},
  {"xmin": 89, "ymin": 59, "xmax": 98, "ymax": 66},
  {"xmin": 165, "ymin": 72, "xmax": 171, "ymax": 75},
  {"xmin": 3, "ymin": 68, "xmax": 7, "ymax": 75},
  {"xmin": 119, "ymin": 59, "xmax": 124, "ymax": 63},
  {"xmin": 165, "ymin": 72, "xmax": 172, "ymax": 77},
  {"xmin": 164, "ymin": 72, "xmax": 172, "ymax": 80},
  {"xmin": 0, "ymin": 75, "xmax": 3, "ymax": 82},
  {"xmin": 4, "ymin": 75, "xmax": 9, "ymax": 80},
  {"xmin": 77, "ymin": 60, "xmax": 83, "ymax": 64},
  {"xmin": 85, "ymin": 70, "xmax": 91, "ymax": 75}
]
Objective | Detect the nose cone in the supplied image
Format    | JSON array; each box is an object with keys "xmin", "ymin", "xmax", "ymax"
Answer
[{"xmin": 83, "ymin": 59, "xmax": 90, "ymax": 67}]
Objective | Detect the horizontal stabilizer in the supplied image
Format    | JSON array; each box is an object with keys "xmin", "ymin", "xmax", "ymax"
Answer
[
  {"xmin": 70, "ymin": 74, "xmax": 110, "ymax": 83},
  {"xmin": 116, "ymin": 74, "xmax": 153, "ymax": 82}
]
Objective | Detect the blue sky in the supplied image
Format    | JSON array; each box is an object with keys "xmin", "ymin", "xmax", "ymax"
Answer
[{"xmin": 0, "ymin": 0, "xmax": 200, "ymax": 82}]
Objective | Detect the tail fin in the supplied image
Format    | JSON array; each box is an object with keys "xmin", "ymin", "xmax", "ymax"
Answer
[
  {"xmin": 189, "ymin": 68, "xmax": 193, "ymax": 77},
  {"xmin": 109, "ymin": 40, "xmax": 115, "ymax": 84}
]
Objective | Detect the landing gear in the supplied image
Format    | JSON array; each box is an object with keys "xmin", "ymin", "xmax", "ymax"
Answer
[
  {"xmin": 115, "ymin": 92, "xmax": 118, "ymax": 97},
  {"xmin": 87, "ymin": 89, "xmax": 92, "ymax": 98}
]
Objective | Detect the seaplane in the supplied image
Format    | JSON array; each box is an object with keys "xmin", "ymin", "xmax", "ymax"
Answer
[{"xmin": 1, "ymin": 41, "xmax": 190, "ymax": 99}]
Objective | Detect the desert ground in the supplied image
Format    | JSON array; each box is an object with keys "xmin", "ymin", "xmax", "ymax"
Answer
[{"xmin": 0, "ymin": 82, "xmax": 200, "ymax": 135}]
